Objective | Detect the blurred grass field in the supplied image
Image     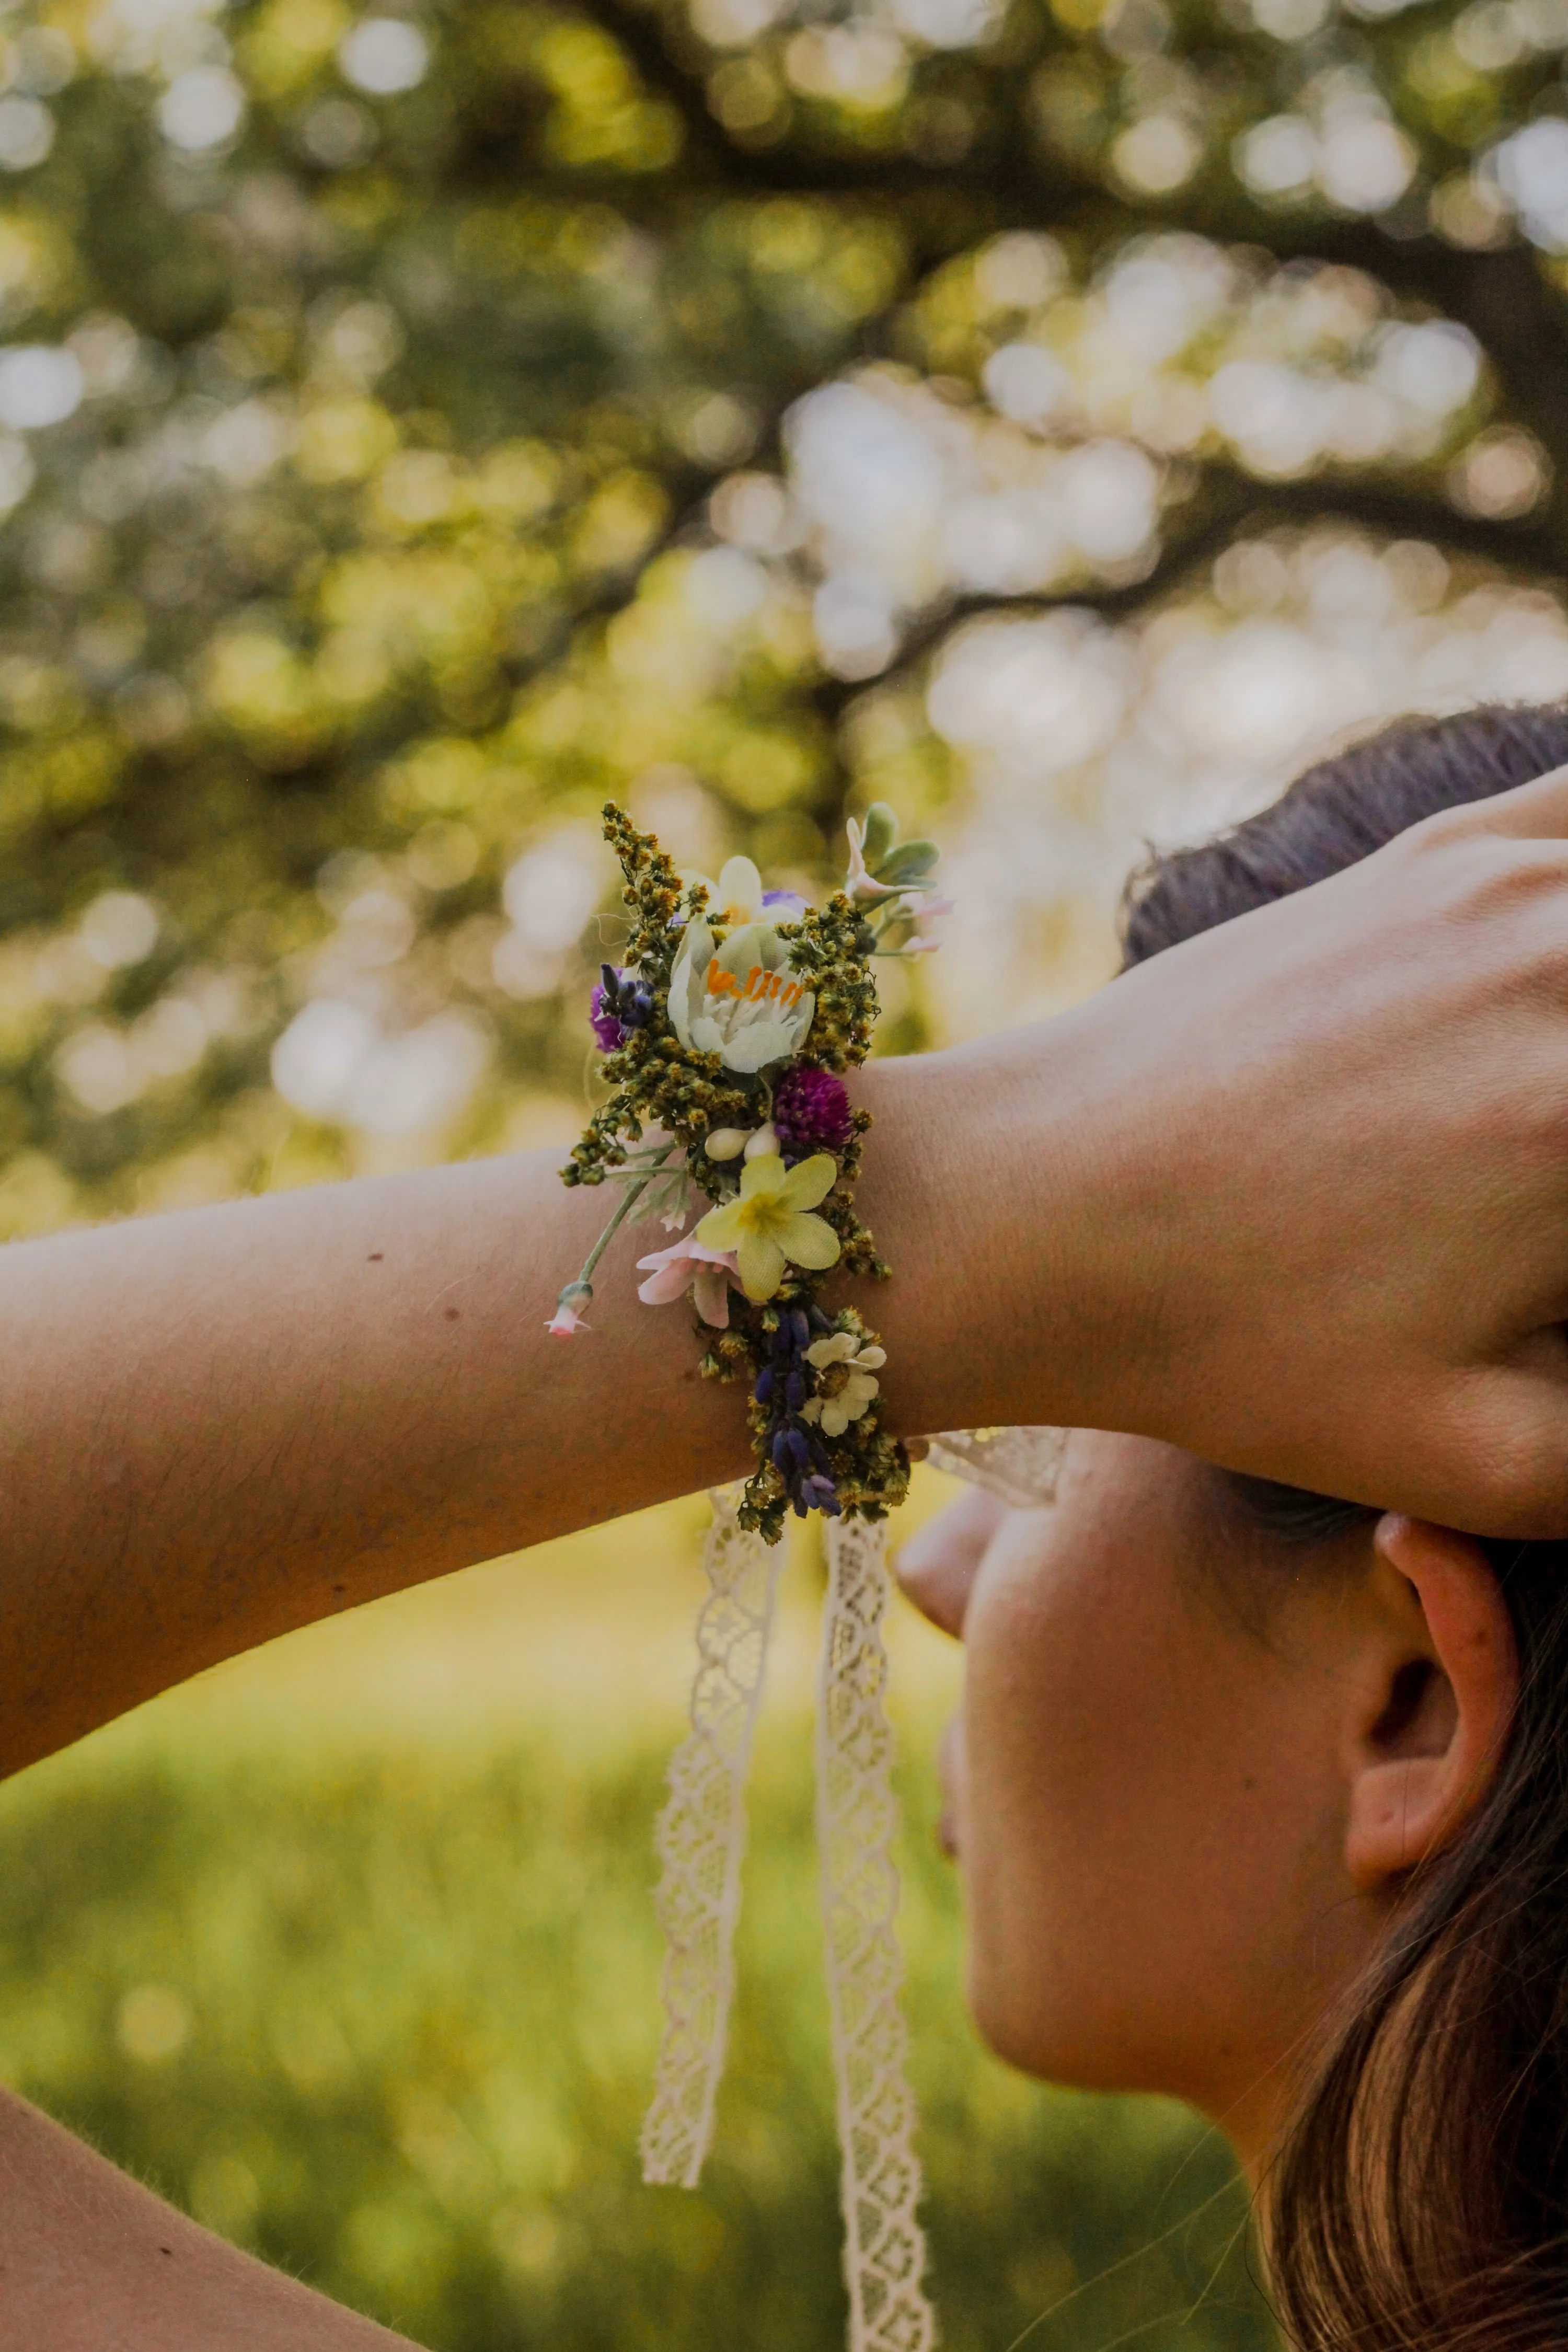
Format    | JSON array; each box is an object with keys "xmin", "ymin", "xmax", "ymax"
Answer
[{"xmin": 0, "ymin": 1476, "xmax": 1276, "ymax": 2351}]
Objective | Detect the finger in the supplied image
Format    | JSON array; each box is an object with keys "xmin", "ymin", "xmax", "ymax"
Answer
[
  {"xmin": 1459, "ymin": 759, "xmax": 1568, "ymax": 839},
  {"xmin": 1415, "ymin": 1358, "xmax": 1568, "ymax": 1541}
]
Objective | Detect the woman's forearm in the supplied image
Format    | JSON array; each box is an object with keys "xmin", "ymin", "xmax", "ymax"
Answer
[
  {"xmin": 0, "ymin": 1142, "xmax": 735, "ymax": 1776},
  {"xmin": 0, "ymin": 1045, "xmax": 1071, "ymax": 1778},
  {"xmin": 10, "ymin": 766, "xmax": 1568, "ymax": 1774}
]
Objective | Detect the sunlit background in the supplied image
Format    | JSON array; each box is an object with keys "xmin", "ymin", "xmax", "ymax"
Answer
[{"xmin": 3, "ymin": 0, "xmax": 1568, "ymax": 2335}]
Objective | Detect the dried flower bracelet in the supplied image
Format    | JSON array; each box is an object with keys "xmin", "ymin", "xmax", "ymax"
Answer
[
  {"xmin": 550, "ymin": 800, "xmax": 945, "ymax": 1543},
  {"xmin": 548, "ymin": 801, "xmax": 959, "ymax": 2352}
]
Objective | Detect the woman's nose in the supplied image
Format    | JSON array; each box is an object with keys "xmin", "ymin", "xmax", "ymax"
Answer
[{"xmin": 894, "ymin": 1485, "xmax": 1010, "ymax": 1640}]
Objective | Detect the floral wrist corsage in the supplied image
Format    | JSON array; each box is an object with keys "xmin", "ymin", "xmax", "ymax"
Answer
[{"xmin": 550, "ymin": 801, "xmax": 944, "ymax": 1543}]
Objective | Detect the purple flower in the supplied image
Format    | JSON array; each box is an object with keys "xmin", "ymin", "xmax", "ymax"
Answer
[
  {"xmin": 590, "ymin": 981, "xmax": 626, "ymax": 1052},
  {"xmin": 753, "ymin": 1308, "xmax": 846, "ymax": 1518},
  {"xmin": 762, "ymin": 888, "xmax": 809, "ymax": 920},
  {"xmin": 773, "ymin": 1066, "xmax": 852, "ymax": 1163},
  {"xmin": 591, "ymin": 963, "xmax": 653, "ymax": 1052}
]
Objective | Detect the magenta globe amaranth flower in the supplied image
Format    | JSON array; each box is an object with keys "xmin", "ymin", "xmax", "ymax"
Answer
[{"xmin": 772, "ymin": 1066, "xmax": 852, "ymax": 1163}]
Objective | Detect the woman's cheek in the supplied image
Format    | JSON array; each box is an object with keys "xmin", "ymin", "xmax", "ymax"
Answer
[
  {"xmin": 962, "ymin": 1520, "xmax": 1086, "ymax": 1802},
  {"xmin": 952, "ymin": 1490, "xmax": 1174, "ymax": 2082},
  {"xmin": 954, "ymin": 1546, "xmax": 1087, "ymax": 2068}
]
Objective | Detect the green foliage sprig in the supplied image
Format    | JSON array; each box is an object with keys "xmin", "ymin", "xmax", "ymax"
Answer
[{"xmin": 562, "ymin": 808, "xmax": 753, "ymax": 1191}]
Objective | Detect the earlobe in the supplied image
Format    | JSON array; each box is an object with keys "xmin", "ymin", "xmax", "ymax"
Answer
[{"xmin": 1343, "ymin": 1516, "xmax": 1520, "ymax": 1897}]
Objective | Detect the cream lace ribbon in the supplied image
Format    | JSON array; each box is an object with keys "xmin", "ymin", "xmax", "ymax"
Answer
[
  {"xmin": 641, "ymin": 1486, "xmax": 783, "ymax": 2188},
  {"xmin": 641, "ymin": 1428, "xmax": 1066, "ymax": 2341},
  {"xmin": 926, "ymin": 1424, "xmax": 1068, "ymax": 1508},
  {"xmin": 816, "ymin": 1511, "xmax": 936, "ymax": 2352}
]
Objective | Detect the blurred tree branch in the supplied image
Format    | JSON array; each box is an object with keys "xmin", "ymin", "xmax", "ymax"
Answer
[
  {"xmin": 9, "ymin": 0, "xmax": 1568, "ymax": 1209},
  {"xmin": 811, "ymin": 472, "xmax": 1559, "ymax": 729}
]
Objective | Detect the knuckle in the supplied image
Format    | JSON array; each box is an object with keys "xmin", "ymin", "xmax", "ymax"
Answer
[
  {"xmin": 1404, "ymin": 800, "xmax": 1479, "ymax": 857},
  {"xmin": 1429, "ymin": 835, "xmax": 1562, "ymax": 935}
]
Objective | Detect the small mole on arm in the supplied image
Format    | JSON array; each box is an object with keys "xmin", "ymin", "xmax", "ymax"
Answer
[
  {"xmin": 367, "ymin": 1251, "xmax": 384, "ymax": 1262},
  {"xmin": 159, "ymin": 2246, "xmax": 172, "ymax": 2257},
  {"xmin": 445, "ymin": 1307, "xmax": 460, "ymax": 1320}
]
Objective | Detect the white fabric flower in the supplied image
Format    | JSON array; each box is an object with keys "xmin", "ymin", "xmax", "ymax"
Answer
[
  {"xmin": 802, "ymin": 1332, "xmax": 887, "ymax": 1437},
  {"xmin": 667, "ymin": 917, "xmax": 815, "ymax": 1074},
  {"xmin": 684, "ymin": 855, "xmax": 804, "ymax": 929}
]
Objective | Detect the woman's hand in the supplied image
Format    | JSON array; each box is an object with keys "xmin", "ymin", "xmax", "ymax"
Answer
[{"xmin": 860, "ymin": 763, "xmax": 1568, "ymax": 1537}]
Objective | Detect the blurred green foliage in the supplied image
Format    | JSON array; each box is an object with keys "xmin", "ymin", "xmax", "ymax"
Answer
[
  {"xmin": 0, "ymin": 0, "xmax": 930, "ymax": 1222},
  {"xmin": 7, "ymin": 0, "xmax": 1557, "ymax": 2335},
  {"xmin": 1, "ymin": 0, "xmax": 1567, "ymax": 1227},
  {"xmin": 0, "ymin": 1705, "xmax": 1271, "ymax": 2349}
]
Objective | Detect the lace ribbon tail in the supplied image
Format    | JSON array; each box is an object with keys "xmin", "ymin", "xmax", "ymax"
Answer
[
  {"xmin": 641, "ymin": 1485, "xmax": 783, "ymax": 2190},
  {"xmin": 815, "ymin": 1514, "xmax": 937, "ymax": 2352},
  {"xmin": 924, "ymin": 1425, "xmax": 1067, "ymax": 1509}
]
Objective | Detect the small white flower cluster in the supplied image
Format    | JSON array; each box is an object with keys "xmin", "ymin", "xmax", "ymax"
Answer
[{"xmin": 800, "ymin": 1332, "xmax": 887, "ymax": 1436}]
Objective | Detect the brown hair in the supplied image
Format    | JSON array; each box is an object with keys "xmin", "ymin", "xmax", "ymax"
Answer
[{"xmin": 1121, "ymin": 705, "xmax": 1568, "ymax": 2351}]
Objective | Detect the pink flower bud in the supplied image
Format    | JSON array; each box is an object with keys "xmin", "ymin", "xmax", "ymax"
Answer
[{"xmin": 547, "ymin": 1282, "xmax": 593, "ymax": 1337}]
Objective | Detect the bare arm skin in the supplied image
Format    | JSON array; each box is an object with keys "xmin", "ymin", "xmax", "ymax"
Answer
[
  {"xmin": 0, "ymin": 2088, "xmax": 421, "ymax": 2351},
  {"xmin": 13, "ymin": 770, "xmax": 1568, "ymax": 2344},
  {"xmin": 10, "ymin": 771, "xmax": 1568, "ymax": 1785}
]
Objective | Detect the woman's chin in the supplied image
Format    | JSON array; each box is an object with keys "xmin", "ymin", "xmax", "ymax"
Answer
[{"xmin": 963, "ymin": 1945, "xmax": 1055, "ymax": 2078}]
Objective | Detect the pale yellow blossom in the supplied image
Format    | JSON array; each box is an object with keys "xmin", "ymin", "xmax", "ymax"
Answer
[
  {"xmin": 693, "ymin": 1150, "xmax": 840, "ymax": 1301},
  {"xmin": 801, "ymin": 1331, "xmax": 886, "ymax": 1436}
]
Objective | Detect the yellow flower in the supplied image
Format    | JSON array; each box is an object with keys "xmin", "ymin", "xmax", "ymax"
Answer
[{"xmin": 694, "ymin": 1151, "xmax": 841, "ymax": 1302}]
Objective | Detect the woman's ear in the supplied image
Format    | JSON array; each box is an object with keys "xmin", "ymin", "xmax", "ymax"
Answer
[{"xmin": 1343, "ymin": 1516, "xmax": 1520, "ymax": 1895}]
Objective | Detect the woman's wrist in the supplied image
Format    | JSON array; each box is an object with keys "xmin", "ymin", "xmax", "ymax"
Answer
[{"xmin": 850, "ymin": 1012, "xmax": 1134, "ymax": 1444}]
